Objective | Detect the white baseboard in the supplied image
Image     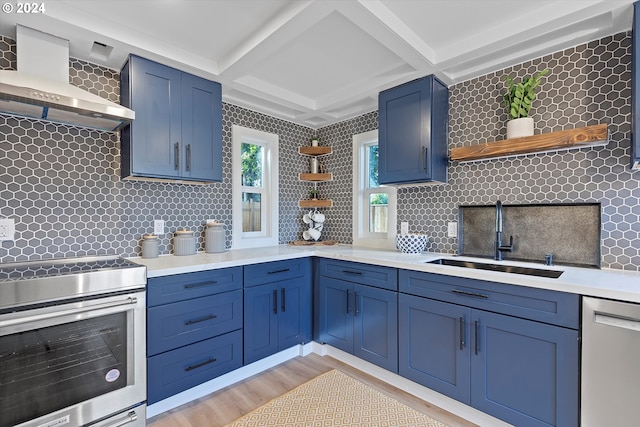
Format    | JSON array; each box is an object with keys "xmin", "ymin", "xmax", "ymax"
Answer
[{"xmin": 147, "ymin": 342, "xmax": 512, "ymax": 427}]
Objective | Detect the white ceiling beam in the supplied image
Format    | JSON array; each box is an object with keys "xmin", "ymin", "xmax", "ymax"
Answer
[
  {"xmin": 232, "ymin": 76, "xmax": 317, "ymax": 110},
  {"xmin": 437, "ymin": 0, "xmax": 623, "ymax": 64},
  {"xmin": 354, "ymin": 0, "xmax": 435, "ymax": 64},
  {"xmin": 218, "ymin": 0, "xmax": 335, "ymax": 80}
]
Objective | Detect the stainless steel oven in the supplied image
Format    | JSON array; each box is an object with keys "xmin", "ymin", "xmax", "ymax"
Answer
[{"xmin": 0, "ymin": 256, "xmax": 147, "ymax": 427}]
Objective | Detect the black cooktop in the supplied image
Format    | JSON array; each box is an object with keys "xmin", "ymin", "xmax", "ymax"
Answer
[{"xmin": 0, "ymin": 256, "xmax": 140, "ymax": 282}]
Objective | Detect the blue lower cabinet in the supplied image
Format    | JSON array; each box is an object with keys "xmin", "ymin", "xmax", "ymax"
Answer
[
  {"xmin": 353, "ymin": 284, "xmax": 398, "ymax": 372},
  {"xmin": 243, "ymin": 277, "xmax": 312, "ymax": 365},
  {"xmin": 147, "ymin": 266, "xmax": 242, "ymax": 307},
  {"xmin": 471, "ymin": 310, "xmax": 579, "ymax": 427},
  {"xmin": 318, "ymin": 277, "xmax": 353, "ymax": 353},
  {"xmin": 399, "ymin": 292, "xmax": 579, "ymax": 427},
  {"xmin": 318, "ymin": 277, "xmax": 398, "ymax": 372},
  {"xmin": 278, "ymin": 279, "xmax": 311, "ymax": 349},
  {"xmin": 146, "ymin": 266, "xmax": 244, "ymax": 404},
  {"xmin": 398, "ymin": 294, "xmax": 471, "ymax": 403},
  {"xmin": 243, "ymin": 283, "xmax": 279, "ymax": 364},
  {"xmin": 147, "ymin": 329, "xmax": 243, "ymax": 404},
  {"xmin": 147, "ymin": 289, "xmax": 242, "ymax": 356}
]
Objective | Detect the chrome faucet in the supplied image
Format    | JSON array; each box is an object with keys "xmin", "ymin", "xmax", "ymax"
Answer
[{"xmin": 495, "ymin": 200, "xmax": 514, "ymax": 261}]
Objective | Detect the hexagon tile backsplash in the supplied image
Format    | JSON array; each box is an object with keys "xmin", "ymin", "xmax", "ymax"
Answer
[
  {"xmin": 394, "ymin": 31, "xmax": 639, "ymax": 270},
  {"xmin": 1, "ymin": 31, "xmax": 639, "ymax": 270},
  {"xmin": 319, "ymin": 31, "xmax": 639, "ymax": 270}
]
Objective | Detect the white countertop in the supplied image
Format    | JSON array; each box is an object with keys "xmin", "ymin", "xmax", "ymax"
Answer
[{"xmin": 131, "ymin": 244, "xmax": 640, "ymax": 303}]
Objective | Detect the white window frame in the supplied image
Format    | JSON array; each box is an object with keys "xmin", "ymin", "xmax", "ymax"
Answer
[
  {"xmin": 232, "ymin": 125, "xmax": 279, "ymax": 249},
  {"xmin": 352, "ymin": 130, "xmax": 397, "ymax": 249}
]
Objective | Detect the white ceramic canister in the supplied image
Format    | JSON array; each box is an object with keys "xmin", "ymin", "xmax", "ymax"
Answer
[
  {"xmin": 141, "ymin": 233, "xmax": 159, "ymax": 258},
  {"xmin": 310, "ymin": 157, "xmax": 319, "ymax": 174},
  {"xmin": 174, "ymin": 228, "xmax": 196, "ymax": 256},
  {"xmin": 205, "ymin": 220, "xmax": 226, "ymax": 253}
]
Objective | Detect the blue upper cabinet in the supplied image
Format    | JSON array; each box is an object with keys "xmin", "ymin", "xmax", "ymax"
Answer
[
  {"xmin": 633, "ymin": 2, "xmax": 640, "ymax": 170},
  {"xmin": 378, "ymin": 75, "xmax": 449, "ymax": 184},
  {"xmin": 120, "ymin": 55, "xmax": 222, "ymax": 182}
]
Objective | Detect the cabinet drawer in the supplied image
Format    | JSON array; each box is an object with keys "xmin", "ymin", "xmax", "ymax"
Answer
[
  {"xmin": 317, "ymin": 259, "xmax": 397, "ymax": 291},
  {"xmin": 243, "ymin": 258, "xmax": 311, "ymax": 288},
  {"xmin": 147, "ymin": 267, "xmax": 242, "ymax": 307},
  {"xmin": 399, "ymin": 269, "xmax": 579, "ymax": 329},
  {"xmin": 147, "ymin": 289, "xmax": 242, "ymax": 356},
  {"xmin": 147, "ymin": 329, "xmax": 243, "ymax": 404}
]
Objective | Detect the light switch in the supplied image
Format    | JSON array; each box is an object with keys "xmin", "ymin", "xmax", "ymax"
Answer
[
  {"xmin": 400, "ymin": 222, "xmax": 409, "ymax": 235},
  {"xmin": 0, "ymin": 218, "xmax": 15, "ymax": 241},
  {"xmin": 153, "ymin": 219, "xmax": 165, "ymax": 235},
  {"xmin": 447, "ymin": 222, "xmax": 458, "ymax": 238}
]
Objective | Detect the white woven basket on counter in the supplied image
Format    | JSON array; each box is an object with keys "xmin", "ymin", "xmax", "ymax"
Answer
[{"xmin": 396, "ymin": 234, "xmax": 428, "ymax": 254}]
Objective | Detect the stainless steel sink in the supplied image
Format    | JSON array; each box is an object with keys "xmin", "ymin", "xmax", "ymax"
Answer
[{"xmin": 427, "ymin": 258, "xmax": 563, "ymax": 279}]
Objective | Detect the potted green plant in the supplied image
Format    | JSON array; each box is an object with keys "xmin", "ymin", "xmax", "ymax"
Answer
[
  {"xmin": 503, "ymin": 68, "xmax": 549, "ymax": 139},
  {"xmin": 309, "ymin": 189, "xmax": 319, "ymax": 200}
]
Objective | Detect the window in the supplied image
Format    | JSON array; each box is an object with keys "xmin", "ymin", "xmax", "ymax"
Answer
[
  {"xmin": 232, "ymin": 125, "xmax": 279, "ymax": 249},
  {"xmin": 352, "ymin": 130, "xmax": 397, "ymax": 248}
]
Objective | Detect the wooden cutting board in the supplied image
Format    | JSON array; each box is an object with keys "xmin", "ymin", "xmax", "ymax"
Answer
[{"xmin": 289, "ymin": 240, "xmax": 338, "ymax": 246}]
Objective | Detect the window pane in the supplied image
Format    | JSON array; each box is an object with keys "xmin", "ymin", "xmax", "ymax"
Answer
[
  {"xmin": 368, "ymin": 145, "xmax": 379, "ymax": 188},
  {"xmin": 242, "ymin": 193, "xmax": 262, "ymax": 232},
  {"xmin": 241, "ymin": 143, "xmax": 263, "ymax": 187},
  {"xmin": 369, "ymin": 193, "xmax": 388, "ymax": 233}
]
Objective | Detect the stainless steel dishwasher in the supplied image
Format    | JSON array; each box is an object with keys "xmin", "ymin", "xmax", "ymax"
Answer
[{"xmin": 581, "ymin": 296, "xmax": 640, "ymax": 426}]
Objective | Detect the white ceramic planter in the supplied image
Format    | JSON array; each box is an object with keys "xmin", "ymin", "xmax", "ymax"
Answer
[{"xmin": 507, "ymin": 117, "xmax": 534, "ymax": 139}]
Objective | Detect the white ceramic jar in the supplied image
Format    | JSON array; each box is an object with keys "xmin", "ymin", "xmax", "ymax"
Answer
[
  {"xmin": 141, "ymin": 233, "xmax": 159, "ymax": 258},
  {"xmin": 310, "ymin": 157, "xmax": 319, "ymax": 173},
  {"xmin": 173, "ymin": 228, "xmax": 196, "ymax": 256},
  {"xmin": 205, "ymin": 220, "xmax": 226, "ymax": 253}
]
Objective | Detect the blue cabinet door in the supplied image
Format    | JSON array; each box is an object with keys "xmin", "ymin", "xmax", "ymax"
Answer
[
  {"xmin": 398, "ymin": 294, "xmax": 471, "ymax": 403},
  {"xmin": 120, "ymin": 55, "xmax": 222, "ymax": 182},
  {"xmin": 123, "ymin": 55, "xmax": 182, "ymax": 179},
  {"xmin": 243, "ymin": 260, "xmax": 312, "ymax": 364},
  {"xmin": 318, "ymin": 277, "xmax": 353, "ymax": 353},
  {"xmin": 378, "ymin": 75, "xmax": 448, "ymax": 184},
  {"xmin": 181, "ymin": 73, "xmax": 222, "ymax": 181},
  {"xmin": 471, "ymin": 310, "xmax": 579, "ymax": 427},
  {"xmin": 243, "ymin": 283, "xmax": 278, "ymax": 365},
  {"xmin": 632, "ymin": 2, "xmax": 640, "ymax": 170},
  {"xmin": 278, "ymin": 277, "xmax": 312, "ymax": 349},
  {"xmin": 354, "ymin": 284, "xmax": 398, "ymax": 372}
]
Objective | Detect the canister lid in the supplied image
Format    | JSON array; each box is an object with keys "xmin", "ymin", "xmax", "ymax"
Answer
[
  {"xmin": 143, "ymin": 233, "xmax": 158, "ymax": 240},
  {"xmin": 175, "ymin": 228, "xmax": 194, "ymax": 235},
  {"xmin": 207, "ymin": 220, "xmax": 224, "ymax": 227}
]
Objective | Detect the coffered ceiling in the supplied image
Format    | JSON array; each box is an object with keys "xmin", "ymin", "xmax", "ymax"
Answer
[{"xmin": 0, "ymin": 0, "xmax": 634, "ymax": 128}]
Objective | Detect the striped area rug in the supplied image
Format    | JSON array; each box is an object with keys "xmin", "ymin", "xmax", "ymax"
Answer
[{"xmin": 225, "ymin": 369, "xmax": 449, "ymax": 427}]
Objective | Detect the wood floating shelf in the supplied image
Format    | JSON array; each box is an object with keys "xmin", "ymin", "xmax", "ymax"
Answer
[
  {"xmin": 449, "ymin": 123, "xmax": 609, "ymax": 163},
  {"xmin": 299, "ymin": 146, "xmax": 332, "ymax": 156},
  {"xmin": 299, "ymin": 173, "xmax": 333, "ymax": 181},
  {"xmin": 298, "ymin": 199, "xmax": 333, "ymax": 208}
]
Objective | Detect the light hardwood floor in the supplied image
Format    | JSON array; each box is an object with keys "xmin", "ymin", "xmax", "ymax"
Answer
[{"xmin": 147, "ymin": 353, "xmax": 478, "ymax": 427}]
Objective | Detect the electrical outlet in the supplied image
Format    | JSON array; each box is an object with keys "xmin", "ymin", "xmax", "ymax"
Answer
[
  {"xmin": 0, "ymin": 218, "xmax": 15, "ymax": 241},
  {"xmin": 400, "ymin": 222, "xmax": 409, "ymax": 235},
  {"xmin": 447, "ymin": 222, "xmax": 458, "ymax": 238},
  {"xmin": 153, "ymin": 219, "xmax": 165, "ymax": 235}
]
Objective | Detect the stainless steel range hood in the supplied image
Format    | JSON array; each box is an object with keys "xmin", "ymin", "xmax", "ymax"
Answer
[{"xmin": 0, "ymin": 26, "xmax": 134, "ymax": 131}]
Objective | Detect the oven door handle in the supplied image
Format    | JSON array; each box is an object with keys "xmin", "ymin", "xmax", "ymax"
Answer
[
  {"xmin": 101, "ymin": 410, "xmax": 139, "ymax": 427},
  {"xmin": 1, "ymin": 297, "xmax": 139, "ymax": 329}
]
